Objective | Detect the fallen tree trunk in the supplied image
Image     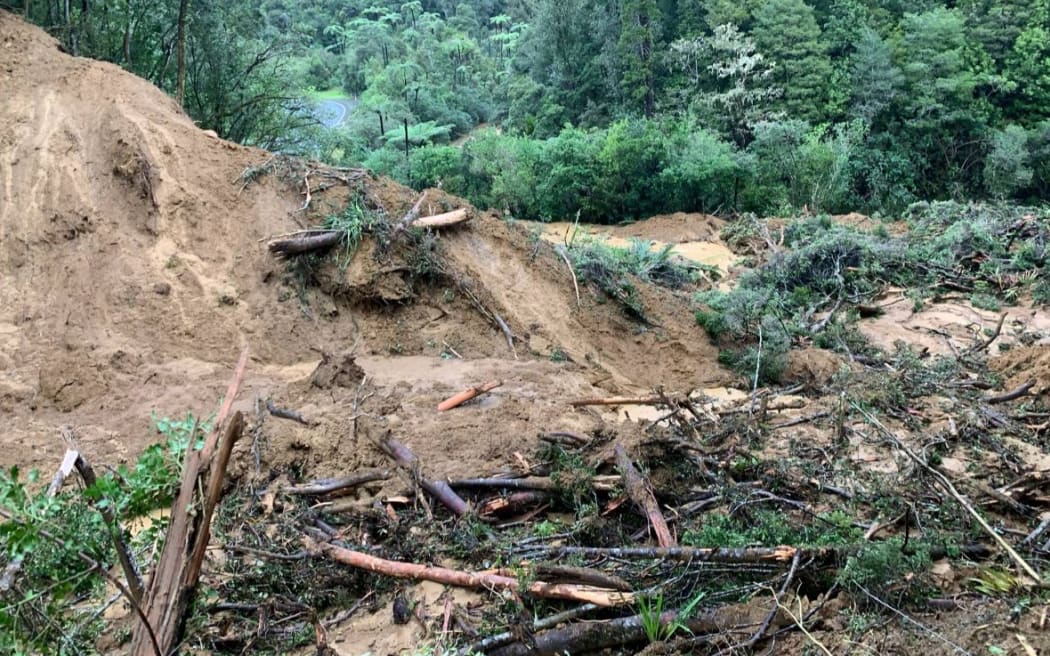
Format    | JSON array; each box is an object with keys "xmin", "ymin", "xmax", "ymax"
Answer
[
  {"xmin": 488, "ymin": 607, "xmax": 766, "ymax": 656},
  {"xmin": 615, "ymin": 444, "xmax": 676, "ymax": 548},
  {"xmin": 268, "ymin": 230, "xmax": 343, "ymax": 257},
  {"xmin": 130, "ymin": 346, "xmax": 248, "ymax": 656},
  {"xmin": 414, "ymin": 208, "xmax": 470, "ymax": 228},
  {"xmin": 379, "ymin": 437, "xmax": 470, "ymax": 515},
  {"xmin": 306, "ymin": 539, "xmax": 634, "ymax": 606}
]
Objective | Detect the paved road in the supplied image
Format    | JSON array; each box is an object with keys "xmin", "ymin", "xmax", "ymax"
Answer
[{"xmin": 315, "ymin": 97, "xmax": 357, "ymax": 128}]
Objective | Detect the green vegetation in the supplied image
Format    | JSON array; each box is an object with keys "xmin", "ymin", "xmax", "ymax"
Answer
[
  {"xmin": 0, "ymin": 414, "xmax": 207, "ymax": 654},
  {"xmin": 696, "ymin": 202, "xmax": 1048, "ymax": 382},
  {"xmin": 568, "ymin": 236, "xmax": 694, "ymax": 319},
  {"xmin": 13, "ymin": 1, "xmax": 1050, "ymax": 220}
]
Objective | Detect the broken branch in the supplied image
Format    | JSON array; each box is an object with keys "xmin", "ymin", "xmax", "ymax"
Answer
[
  {"xmin": 284, "ymin": 470, "xmax": 392, "ymax": 496},
  {"xmin": 615, "ymin": 444, "xmax": 676, "ymax": 548},
  {"xmin": 437, "ymin": 380, "xmax": 503, "ymax": 412},
  {"xmin": 981, "ymin": 380, "xmax": 1035, "ymax": 405},
  {"xmin": 306, "ymin": 539, "xmax": 633, "ymax": 606},
  {"xmin": 379, "ymin": 437, "xmax": 470, "ymax": 516}
]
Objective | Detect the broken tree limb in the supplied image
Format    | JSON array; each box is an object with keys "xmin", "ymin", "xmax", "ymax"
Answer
[
  {"xmin": 856, "ymin": 404, "xmax": 1043, "ymax": 584},
  {"xmin": 514, "ymin": 543, "xmax": 991, "ymax": 563},
  {"xmin": 390, "ymin": 191, "xmax": 428, "ymax": 238},
  {"xmin": 982, "ymin": 380, "xmax": 1034, "ymax": 405},
  {"xmin": 615, "ymin": 444, "xmax": 676, "ymax": 548},
  {"xmin": 554, "ymin": 244, "xmax": 582, "ymax": 309},
  {"xmin": 284, "ymin": 470, "xmax": 392, "ymax": 496},
  {"xmin": 266, "ymin": 399, "xmax": 314, "ymax": 425},
  {"xmin": 964, "ymin": 312, "xmax": 1007, "ymax": 356},
  {"xmin": 74, "ymin": 454, "xmax": 145, "ymax": 604},
  {"xmin": 413, "ymin": 208, "xmax": 470, "ymax": 228},
  {"xmin": 448, "ymin": 475, "xmax": 619, "ymax": 493},
  {"xmin": 493, "ymin": 312, "xmax": 517, "ymax": 357},
  {"xmin": 570, "ymin": 395, "xmax": 664, "ymax": 407},
  {"xmin": 305, "ymin": 538, "xmax": 634, "ymax": 606},
  {"xmin": 130, "ymin": 345, "xmax": 248, "ymax": 656},
  {"xmin": 379, "ymin": 437, "xmax": 470, "ymax": 515},
  {"xmin": 532, "ymin": 563, "xmax": 632, "ymax": 592},
  {"xmin": 267, "ymin": 230, "xmax": 343, "ymax": 257},
  {"xmin": 437, "ymin": 380, "xmax": 503, "ymax": 412},
  {"xmin": 479, "ymin": 491, "xmax": 550, "ymax": 516},
  {"xmin": 488, "ymin": 606, "xmax": 766, "ymax": 656}
]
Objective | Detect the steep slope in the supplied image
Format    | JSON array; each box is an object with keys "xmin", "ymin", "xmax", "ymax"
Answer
[{"xmin": 0, "ymin": 11, "xmax": 730, "ymax": 477}]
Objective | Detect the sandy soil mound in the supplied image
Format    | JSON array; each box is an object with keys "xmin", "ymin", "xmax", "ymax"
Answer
[
  {"xmin": 0, "ymin": 12, "xmax": 730, "ymax": 478},
  {"xmin": 991, "ymin": 345, "xmax": 1050, "ymax": 397}
]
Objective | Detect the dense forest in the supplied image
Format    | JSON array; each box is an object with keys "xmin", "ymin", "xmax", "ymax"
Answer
[{"xmin": 9, "ymin": 0, "xmax": 1050, "ymax": 221}]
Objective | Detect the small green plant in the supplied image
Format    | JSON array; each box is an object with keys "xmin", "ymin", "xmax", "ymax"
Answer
[
  {"xmin": 837, "ymin": 538, "xmax": 932, "ymax": 600},
  {"xmin": 970, "ymin": 292, "xmax": 1001, "ymax": 311},
  {"xmin": 323, "ymin": 200, "xmax": 380, "ymax": 270},
  {"xmin": 549, "ymin": 347, "xmax": 568, "ymax": 362},
  {"xmin": 637, "ymin": 590, "xmax": 706, "ymax": 643},
  {"xmin": 569, "ymin": 236, "xmax": 693, "ymax": 319}
]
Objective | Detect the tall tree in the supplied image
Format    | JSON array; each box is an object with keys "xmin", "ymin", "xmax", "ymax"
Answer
[
  {"xmin": 751, "ymin": 0, "xmax": 832, "ymax": 123},
  {"xmin": 848, "ymin": 27, "xmax": 903, "ymax": 124},
  {"xmin": 1003, "ymin": 0, "xmax": 1050, "ymax": 120},
  {"xmin": 175, "ymin": 0, "xmax": 190, "ymax": 107},
  {"xmin": 667, "ymin": 24, "xmax": 780, "ymax": 144},
  {"xmin": 619, "ymin": 0, "xmax": 660, "ymax": 117},
  {"xmin": 897, "ymin": 7, "xmax": 991, "ymax": 195}
]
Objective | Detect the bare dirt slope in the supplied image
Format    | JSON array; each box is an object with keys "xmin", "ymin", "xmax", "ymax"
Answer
[
  {"xmin": 5, "ymin": 14, "xmax": 1050, "ymax": 656},
  {"xmin": 0, "ymin": 12, "xmax": 729, "ymax": 481}
]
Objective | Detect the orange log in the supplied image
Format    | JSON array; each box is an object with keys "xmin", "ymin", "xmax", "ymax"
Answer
[
  {"xmin": 308, "ymin": 539, "xmax": 634, "ymax": 606},
  {"xmin": 438, "ymin": 380, "xmax": 503, "ymax": 412}
]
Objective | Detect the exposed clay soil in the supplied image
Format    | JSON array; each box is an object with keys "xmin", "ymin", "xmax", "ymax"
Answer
[
  {"xmin": 0, "ymin": 12, "xmax": 730, "ymax": 481},
  {"xmin": 3, "ymin": 12, "xmax": 1050, "ymax": 656}
]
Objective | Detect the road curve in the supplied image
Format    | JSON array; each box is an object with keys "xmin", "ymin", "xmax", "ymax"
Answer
[{"xmin": 316, "ymin": 97, "xmax": 357, "ymax": 128}]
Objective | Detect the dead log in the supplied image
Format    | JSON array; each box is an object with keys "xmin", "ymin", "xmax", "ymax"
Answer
[
  {"xmin": 306, "ymin": 539, "xmax": 633, "ymax": 606},
  {"xmin": 74, "ymin": 454, "xmax": 145, "ymax": 603},
  {"xmin": 981, "ymin": 379, "xmax": 1034, "ymax": 405},
  {"xmin": 414, "ymin": 208, "xmax": 470, "ymax": 228},
  {"xmin": 267, "ymin": 230, "xmax": 343, "ymax": 257},
  {"xmin": 438, "ymin": 380, "xmax": 503, "ymax": 412},
  {"xmin": 379, "ymin": 437, "xmax": 470, "ymax": 515},
  {"xmin": 390, "ymin": 191, "xmax": 428, "ymax": 238},
  {"xmin": 489, "ymin": 607, "xmax": 766, "ymax": 656},
  {"xmin": 615, "ymin": 444, "xmax": 676, "ymax": 548},
  {"xmin": 130, "ymin": 346, "xmax": 248, "ymax": 656},
  {"xmin": 284, "ymin": 470, "xmax": 392, "ymax": 496},
  {"xmin": 569, "ymin": 395, "xmax": 663, "ymax": 407}
]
